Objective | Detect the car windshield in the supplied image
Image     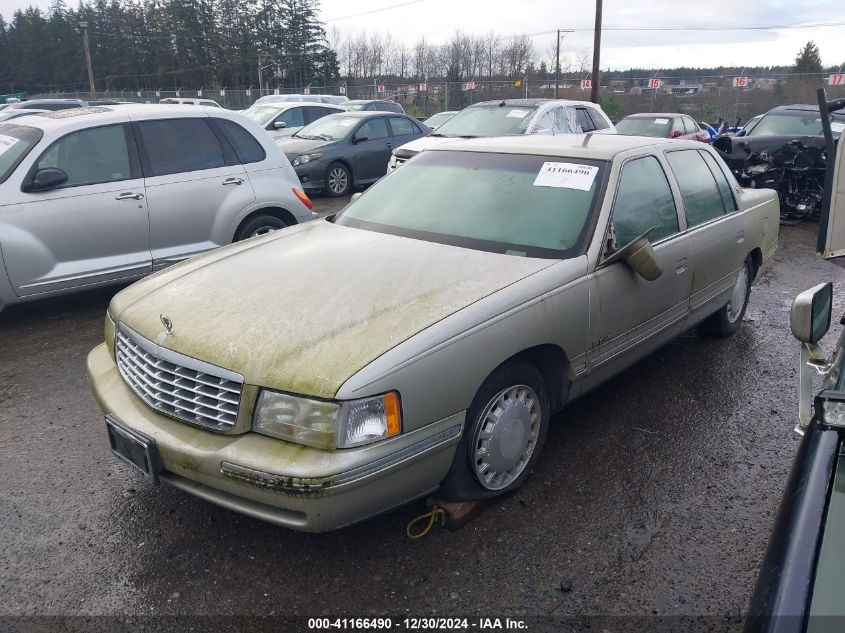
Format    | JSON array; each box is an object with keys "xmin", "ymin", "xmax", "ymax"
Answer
[
  {"xmin": 748, "ymin": 112, "xmax": 844, "ymax": 139},
  {"xmin": 0, "ymin": 124, "xmax": 42, "ymax": 184},
  {"xmin": 615, "ymin": 117, "xmax": 672, "ymax": 137},
  {"xmin": 335, "ymin": 150, "xmax": 606, "ymax": 258},
  {"xmin": 294, "ymin": 115, "xmax": 357, "ymax": 140},
  {"xmin": 432, "ymin": 105, "xmax": 540, "ymax": 137},
  {"xmin": 423, "ymin": 112, "xmax": 455, "ymax": 128},
  {"xmin": 345, "ymin": 103, "xmax": 367, "ymax": 111},
  {"xmin": 243, "ymin": 105, "xmax": 285, "ymax": 126}
]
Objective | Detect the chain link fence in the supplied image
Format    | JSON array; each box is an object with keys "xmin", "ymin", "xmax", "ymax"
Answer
[{"xmin": 30, "ymin": 73, "xmax": 845, "ymax": 125}]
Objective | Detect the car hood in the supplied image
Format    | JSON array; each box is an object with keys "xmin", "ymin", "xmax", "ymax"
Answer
[
  {"xmin": 276, "ymin": 136, "xmax": 338, "ymax": 158},
  {"xmin": 111, "ymin": 221, "xmax": 553, "ymax": 399}
]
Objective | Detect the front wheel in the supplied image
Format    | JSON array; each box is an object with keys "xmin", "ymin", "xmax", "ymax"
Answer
[
  {"xmin": 439, "ymin": 361, "xmax": 550, "ymax": 501},
  {"xmin": 702, "ymin": 255, "xmax": 752, "ymax": 337},
  {"xmin": 324, "ymin": 162, "xmax": 351, "ymax": 197}
]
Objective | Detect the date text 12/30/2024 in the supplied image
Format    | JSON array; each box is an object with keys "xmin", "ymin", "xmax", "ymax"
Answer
[{"xmin": 307, "ymin": 618, "xmax": 529, "ymax": 630}]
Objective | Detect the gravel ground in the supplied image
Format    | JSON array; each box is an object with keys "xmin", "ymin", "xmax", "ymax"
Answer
[{"xmin": 0, "ymin": 212, "xmax": 842, "ymax": 625}]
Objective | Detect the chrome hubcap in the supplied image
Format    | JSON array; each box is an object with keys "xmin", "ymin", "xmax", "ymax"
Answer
[
  {"xmin": 472, "ymin": 385, "xmax": 540, "ymax": 491},
  {"xmin": 328, "ymin": 167, "xmax": 348, "ymax": 194},
  {"xmin": 726, "ymin": 264, "xmax": 750, "ymax": 323}
]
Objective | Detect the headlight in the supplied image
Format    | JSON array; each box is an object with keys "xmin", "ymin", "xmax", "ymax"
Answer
[
  {"xmin": 253, "ymin": 390, "xmax": 401, "ymax": 449},
  {"xmin": 292, "ymin": 152, "xmax": 323, "ymax": 167}
]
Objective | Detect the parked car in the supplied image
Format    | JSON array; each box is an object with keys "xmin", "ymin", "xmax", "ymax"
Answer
[
  {"xmin": 0, "ymin": 108, "xmax": 49, "ymax": 123},
  {"xmin": 615, "ymin": 113, "xmax": 710, "ymax": 142},
  {"xmin": 254, "ymin": 94, "xmax": 349, "ymax": 106},
  {"xmin": 159, "ymin": 97, "xmax": 222, "ymax": 108},
  {"xmin": 744, "ymin": 282, "xmax": 841, "ymax": 633},
  {"xmin": 735, "ymin": 114, "xmax": 764, "ymax": 137},
  {"xmin": 86, "ymin": 134, "xmax": 779, "ymax": 532},
  {"xmin": 386, "ymin": 99, "xmax": 614, "ymax": 171},
  {"xmin": 0, "ymin": 105, "xmax": 316, "ymax": 311},
  {"xmin": 276, "ymin": 111, "xmax": 428, "ymax": 196},
  {"xmin": 344, "ymin": 99, "xmax": 406, "ymax": 114},
  {"xmin": 422, "ymin": 110, "xmax": 459, "ymax": 130},
  {"xmin": 4, "ymin": 98, "xmax": 86, "ymax": 111},
  {"xmin": 241, "ymin": 102, "xmax": 346, "ymax": 140}
]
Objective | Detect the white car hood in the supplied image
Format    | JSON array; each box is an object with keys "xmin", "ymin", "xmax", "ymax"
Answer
[{"xmin": 395, "ymin": 135, "xmax": 466, "ymax": 154}]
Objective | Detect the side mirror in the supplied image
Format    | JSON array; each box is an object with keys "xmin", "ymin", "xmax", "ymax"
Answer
[
  {"xmin": 670, "ymin": 130, "xmax": 682, "ymax": 138},
  {"xmin": 791, "ymin": 282, "xmax": 833, "ymax": 345},
  {"xmin": 30, "ymin": 167, "xmax": 68, "ymax": 191},
  {"xmin": 273, "ymin": 121, "xmax": 287, "ymax": 129},
  {"xmin": 603, "ymin": 234, "xmax": 663, "ymax": 281},
  {"xmin": 352, "ymin": 132, "xmax": 368, "ymax": 144}
]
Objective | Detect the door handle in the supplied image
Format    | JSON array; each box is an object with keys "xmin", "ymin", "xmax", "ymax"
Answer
[
  {"xmin": 222, "ymin": 177, "xmax": 244, "ymax": 186},
  {"xmin": 674, "ymin": 258, "xmax": 688, "ymax": 275},
  {"xmin": 736, "ymin": 230, "xmax": 745, "ymax": 245},
  {"xmin": 115, "ymin": 192, "xmax": 144, "ymax": 200},
  {"xmin": 386, "ymin": 143, "xmax": 394, "ymax": 148}
]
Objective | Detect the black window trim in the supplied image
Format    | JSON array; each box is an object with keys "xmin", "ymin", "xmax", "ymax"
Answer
[
  {"xmin": 602, "ymin": 152, "xmax": 683, "ymax": 259},
  {"xmin": 22, "ymin": 122, "xmax": 140, "ymax": 192},
  {"xmin": 132, "ymin": 116, "xmax": 231, "ymax": 178}
]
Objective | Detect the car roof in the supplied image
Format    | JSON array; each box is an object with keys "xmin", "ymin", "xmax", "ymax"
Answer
[
  {"xmin": 469, "ymin": 98, "xmax": 599, "ymax": 108},
  {"xmin": 0, "ymin": 104, "xmax": 232, "ymax": 132},
  {"xmin": 346, "ymin": 99, "xmax": 396, "ymax": 104},
  {"xmin": 323, "ymin": 111, "xmax": 403, "ymax": 119},
  {"xmin": 430, "ymin": 133, "xmax": 689, "ymax": 160},
  {"xmin": 767, "ymin": 104, "xmax": 845, "ymax": 115},
  {"xmin": 623, "ymin": 112, "xmax": 683, "ymax": 118}
]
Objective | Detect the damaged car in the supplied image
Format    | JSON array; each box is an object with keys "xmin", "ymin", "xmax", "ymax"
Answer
[
  {"xmin": 86, "ymin": 134, "xmax": 779, "ymax": 532},
  {"xmin": 714, "ymin": 104, "xmax": 845, "ymax": 224}
]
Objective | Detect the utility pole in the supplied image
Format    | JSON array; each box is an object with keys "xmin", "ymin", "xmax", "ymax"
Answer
[
  {"xmin": 78, "ymin": 22, "xmax": 95, "ymax": 99},
  {"xmin": 258, "ymin": 58, "xmax": 263, "ymax": 96},
  {"xmin": 554, "ymin": 29, "xmax": 560, "ymax": 98},
  {"xmin": 590, "ymin": 0, "xmax": 602, "ymax": 104}
]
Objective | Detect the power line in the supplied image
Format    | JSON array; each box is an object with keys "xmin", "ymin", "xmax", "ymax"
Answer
[
  {"xmin": 517, "ymin": 21, "xmax": 845, "ymax": 38},
  {"xmin": 324, "ymin": 0, "xmax": 426, "ymax": 22}
]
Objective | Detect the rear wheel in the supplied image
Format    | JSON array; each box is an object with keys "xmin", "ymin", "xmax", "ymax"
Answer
[
  {"xmin": 234, "ymin": 215, "xmax": 289, "ymax": 241},
  {"xmin": 324, "ymin": 162, "xmax": 351, "ymax": 197},
  {"xmin": 439, "ymin": 361, "xmax": 550, "ymax": 501},
  {"xmin": 702, "ymin": 255, "xmax": 752, "ymax": 336}
]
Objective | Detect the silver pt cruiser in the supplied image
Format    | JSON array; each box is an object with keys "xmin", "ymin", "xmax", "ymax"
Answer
[{"xmin": 86, "ymin": 134, "xmax": 780, "ymax": 531}]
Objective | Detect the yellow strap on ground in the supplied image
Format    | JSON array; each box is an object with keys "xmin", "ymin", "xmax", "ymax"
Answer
[{"xmin": 406, "ymin": 505, "xmax": 446, "ymax": 540}]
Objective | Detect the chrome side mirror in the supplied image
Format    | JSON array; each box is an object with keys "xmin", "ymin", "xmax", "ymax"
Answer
[
  {"xmin": 791, "ymin": 282, "xmax": 834, "ymax": 432},
  {"xmin": 274, "ymin": 121, "xmax": 286, "ymax": 129},
  {"xmin": 603, "ymin": 234, "xmax": 663, "ymax": 281}
]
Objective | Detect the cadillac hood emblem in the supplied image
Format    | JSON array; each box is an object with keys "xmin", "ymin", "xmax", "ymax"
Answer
[{"xmin": 160, "ymin": 314, "xmax": 174, "ymax": 334}]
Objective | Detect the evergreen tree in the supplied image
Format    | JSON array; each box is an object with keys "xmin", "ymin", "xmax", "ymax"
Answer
[{"xmin": 793, "ymin": 41, "xmax": 823, "ymax": 74}]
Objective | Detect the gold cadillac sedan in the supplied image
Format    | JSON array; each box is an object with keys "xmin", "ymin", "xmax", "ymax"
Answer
[{"xmin": 87, "ymin": 134, "xmax": 779, "ymax": 531}]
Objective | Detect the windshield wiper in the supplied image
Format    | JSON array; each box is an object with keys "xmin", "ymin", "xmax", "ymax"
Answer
[
  {"xmin": 316, "ymin": 133, "xmax": 335, "ymax": 141},
  {"xmin": 294, "ymin": 134, "xmax": 317, "ymax": 139}
]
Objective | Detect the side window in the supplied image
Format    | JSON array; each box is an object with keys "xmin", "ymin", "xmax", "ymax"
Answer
[
  {"xmin": 388, "ymin": 116, "xmax": 417, "ymax": 137},
  {"xmin": 665, "ymin": 149, "xmax": 727, "ymax": 227},
  {"xmin": 215, "ymin": 119, "xmax": 266, "ymax": 165},
  {"xmin": 699, "ymin": 150, "xmax": 737, "ymax": 212},
  {"xmin": 575, "ymin": 108, "xmax": 594, "ymax": 132},
  {"xmin": 529, "ymin": 109, "xmax": 555, "ymax": 134},
  {"xmin": 357, "ymin": 117, "xmax": 389, "ymax": 140},
  {"xmin": 388, "ymin": 102, "xmax": 403, "ymax": 113},
  {"xmin": 303, "ymin": 106, "xmax": 326, "ymax": 124},
  {"xmin": 279, "ymin": 107, "xmax": 305, "ymax": 128},
  {"xmin": 136, "ymin": 118, "xmax": 224, "ymax": 177},
  {"xmin": 36, "ymin": 124, "xmax": 132, "ymax": 187},
  {"xmin": 611, "ymin": 156, "xmax": 679, "ymax": 247},
  {"xmin": 586, "ymin": 107, "xmax": 610, "ymax": 130},
  {"xmin": 671, "ymin": 118, "xmax": 684, "ymax": 135},
  {"xmin": 683, "ymin": 117, "xmax": 697, "ymax": 134}
]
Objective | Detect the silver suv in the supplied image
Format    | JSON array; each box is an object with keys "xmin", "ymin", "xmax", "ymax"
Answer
[{"xmin": 0, "ymin": 105, "xmax": 316, "ymax": 311}]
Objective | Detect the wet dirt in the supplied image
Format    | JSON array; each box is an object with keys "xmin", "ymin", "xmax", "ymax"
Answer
[{"xmin": 0, "ymin": 216, "xmax": 842, "ymax": 619}]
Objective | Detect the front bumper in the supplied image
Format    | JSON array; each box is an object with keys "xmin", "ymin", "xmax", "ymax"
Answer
[
  {"xmin": 86, "ymin": 343, "xmax": 463, "ymax": 532},
  {"xmin": 289, "ymin": 161, "xmax": 327, "ymax": 192}
]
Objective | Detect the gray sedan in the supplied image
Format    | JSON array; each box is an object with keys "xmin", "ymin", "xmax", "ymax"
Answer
[{"xmin": 276, "ymin": 111, "xmax": 429, "ymax": 196}]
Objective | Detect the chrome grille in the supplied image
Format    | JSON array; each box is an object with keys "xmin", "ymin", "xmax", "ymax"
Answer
[{"xmin": 115, "ymin": 325, "xmax": 243, "ymax": 431}]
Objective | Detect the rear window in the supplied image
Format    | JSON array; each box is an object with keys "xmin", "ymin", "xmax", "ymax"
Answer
[
  {"xmin": 336, "ymin": 151, "xmax": 606, "ymax": 258},
  {"xmin": 136, "ymin": 118, "xmax": 224, "ymax": 176},
  {"xmin": 0, "ymin": 124, "xmax": 42, "ymax": 184},
  {"xmin": 615, "ymin": 117, "xmax": 672, "ymax": 137},
  {"xmin": 215, "ymin": 119, "xmax": 266, "ymax": 164},
  {"xmin": 434, "ymin": 105, "xmax": 539, "ymax": 137}
]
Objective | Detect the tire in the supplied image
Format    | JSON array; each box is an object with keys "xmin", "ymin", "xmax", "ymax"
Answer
[
  {"xmin": 234, "ymin": 214, "xmax": 289, "ymax": 241},
  {"xmin": 439, "ymin": 361, "xmax": 551, "ymax": 501},
  {"xmin": 702, "ymin": 255, "xmax": 752, "ymax": 337},
  {"xmin": 324, "ymin": 162, "xmax": 351, "ymax": 197}
]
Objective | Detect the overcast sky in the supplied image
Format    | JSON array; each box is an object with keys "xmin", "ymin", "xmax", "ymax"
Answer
[{"xmin": 1, "ymin": 0, "xmax": 843, "ymax": 70}]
